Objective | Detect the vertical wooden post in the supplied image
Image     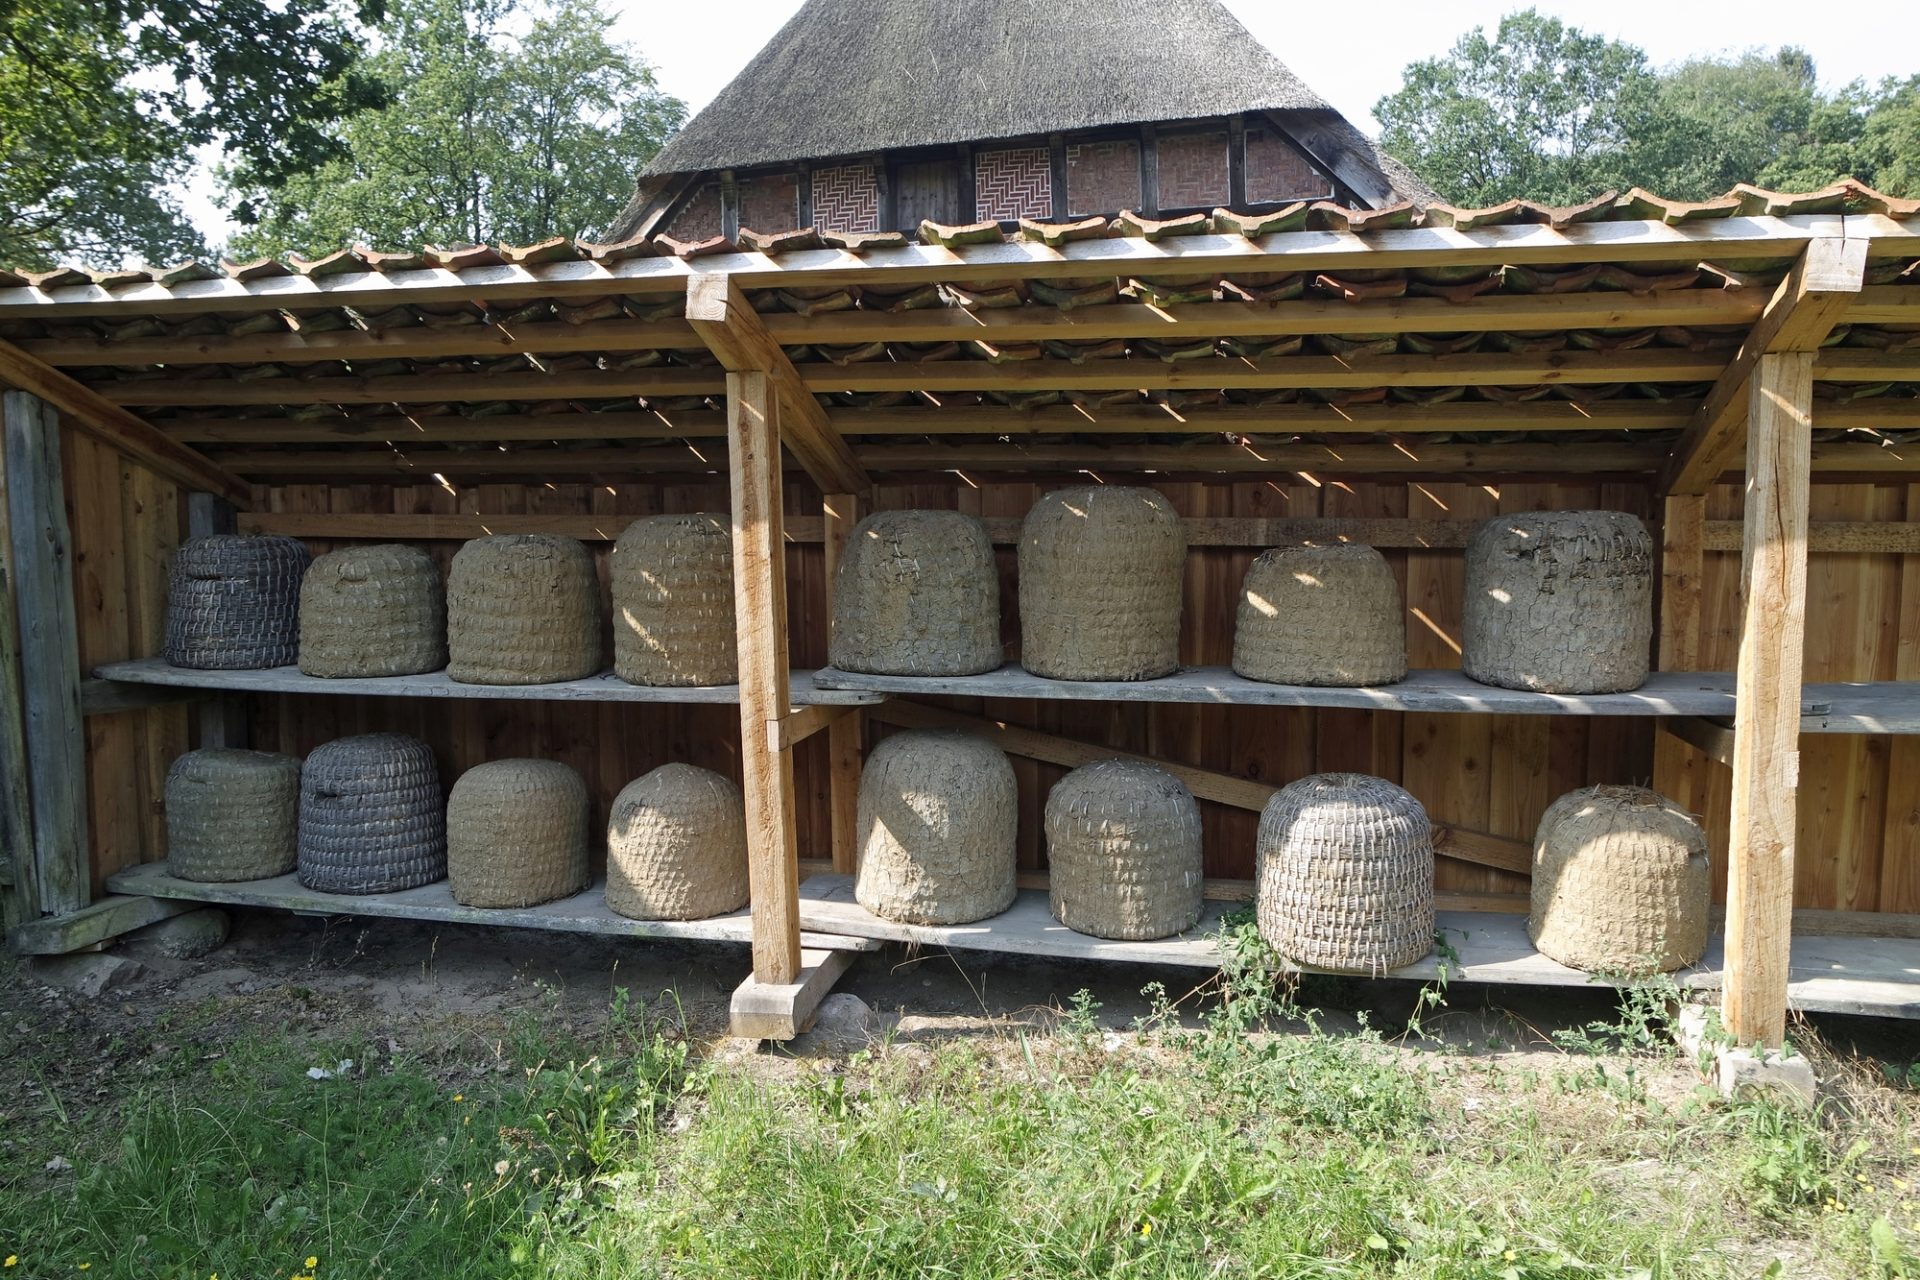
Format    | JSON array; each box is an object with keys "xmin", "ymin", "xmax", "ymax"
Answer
[
  {"xmin": 186, "ymin": 492, "xmax": 250, "ymax": 749},
  {"xmin": 822, "ymin": 491, "xmax": 864, "ymax": 874},
  {"xmin": 1658, "ymin": 494, "xmax": 1705, "ymax": 672},
  {"xmin": 727, "ymin": 371, "xmax": 802, "ymax": 985},
  {"xmin": 1723, "ymin": 352, "xmax": 1812, "ymax": 1048},
  {"xmin": 0, "ymin": 401, "xmax": 40, "ymax": 928}
]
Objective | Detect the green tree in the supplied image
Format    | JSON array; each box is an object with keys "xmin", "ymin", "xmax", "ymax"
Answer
[{"xmin": 226, "ymin": 0, "xmax": 684, "ymax": 256}]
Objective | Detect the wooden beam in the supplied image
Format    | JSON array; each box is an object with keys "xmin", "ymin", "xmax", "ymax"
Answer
[
  {"xmin": 7, "ymin": 894, "xmax": 197, "ymax": 955},
  {"xmin": 1723, "ymin": 352, "xmax": 1813, "ymax": 1049},
  {"xmin": 79, "ymin": 677, "xmax": 205, "ymax": 716},
  {"xmin": 728, "ymin": 946, "xmax": 857, "ymax": 1039},
  {"xmin": 0, "ymin": 407, "xmax": 39, "ymax": 930},
  {"xmin": 162, "ymin": 411, "xmax": 727, "ymax": 445},
  {"xmin": 1660, "ymin": 236, "xmax": 1867, "ymax": 497},
  {"xmin": 1660, "ymin": 716, "xmax": 1735, "ymax": 766},
  {"xmin": 1704, "ymin": 521, "xmax": 1920, "ymax": 553},
  {"xmin": 821, "ymin": 491, "xmax": 865, "ymax": 875},
  {"xmin": 1660, "ymin": 494, "xmax": 1706, "ymax": 672},
  {"xmin": 769, "ymin": 701, "xmax": 858, "ymax": 752}
]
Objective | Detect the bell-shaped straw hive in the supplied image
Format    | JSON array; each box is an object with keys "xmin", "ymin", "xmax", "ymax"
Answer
[
  {"xmin": 612, "ymin": 514, "xmax": 737, "ymax": 687},
  {"xmin": 1462, "ymin": 511, "xmax": 1653, "ymax": 694},
  {"xmin": 831, "ymin": 510, "xmax": 1001, "ymax": 676},
  {"xmin": 855, "ymin": 730, "xmax": 1018, "ymax": 925},
  {"xmin": 296, "ymin": 733, "xmax": 446, "ymax": 894},
  {"xmin": 1045, "ymin": 759, "xmax": 1203, "ymax": 940},
  {"xmin": 298, "ymin": 543, "xmax": 445, "ymax": 677},
  {"xmin": 1233, "ymin": 542, "xmax": 1406, "ymax": 686},
  {"xmin": 605, "ymin": 763, "xmax": 750, "ymax": 920},
  {"xmin": 1256, "ymin": 773, "xmax": 1434, "ymax": 974},
  {"xmin": 1019, "ymin": 486, "xmax": 1185, "ymax": 681},
  {"xmin": 1530, "ymin": 785, "xmax": 1710, "ymax": 973},
  {"xmin": 446, "ymin": 759, "xmax": 591, "ymax": 908},
  {"xmin": 446, "ymin": 534, "xmax": 603, "ymax": 684},
  {"xmin": 165, "ymin": 535, "xmax": 310, "ymax": 669},
  {"xmin": 164, "ymin": 748, "xmax": 302, "ymax": 882}
]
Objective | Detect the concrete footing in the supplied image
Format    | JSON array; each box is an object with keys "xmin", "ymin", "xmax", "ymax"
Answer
[{"xmin": 1675, "ymin": 1003, "xmax": 1818, "ymax": 1104}]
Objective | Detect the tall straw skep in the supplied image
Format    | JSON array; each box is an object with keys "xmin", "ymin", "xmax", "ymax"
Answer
[
  {"xmin": 1530, "ymin": 785, "xmax": 1710, "ymax": 973},
  {"xmin": 612, "ymin": 514, "xmax": 738, "ymax": 686},
  {"xmin": 1462, "ymin": 511, "xmax": 1653, "ymax": 694},
  {"xmin": 1256, "ymin": 773, "xmax": 1434, "ymax": 974},
  {"xmin": 831, "ymin": 510, "xmax": 1001, "ymax": 676},
  {"xmin": 447, "ymin": 534, "xmax": 604, "ymax": 684},
  {"xmin": 297, "ymin": 733, "xmax": 446, "ymax": 895},
  {"xmin": 1045, "ymin": 759, "xmax": 1203, "ymax": 940},
  {"xmin": 855, "ymin": 730, "xmax": 1017, "ymax": 925},
  {"xmin": 605, "ymin": 763, "xmax": 750, "ymax": 921},
  {"xmin": 298, "ymin": 543, "xmax": 445, "ymax": 677},
  {"xmin": 164, "ymin": 748, "xmax": 302, "ymax": 882},
  {"xmin": 165, "ymin": 535, "xmax": 310, "ymax": 669},
  {"xmin": 447, "ymin": 760, "xmax": 591, "ymax": 908},
  {"xmin": 1019, "ymin": 486, "xmax": 1185, "ymax": 681},
  {"xmin": 1233, "ymin": 542, "xmax": 1406, "ymax": 686}
]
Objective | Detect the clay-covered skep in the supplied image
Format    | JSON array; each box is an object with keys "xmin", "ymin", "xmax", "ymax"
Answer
[
  {"xmin": 1233, "ymin": 542, "xmax": 1405, "ymax": 686},
  {"xmin": 446, "ymin": 534, "xmax": 604, "ymax": 684},
  {"xmin": 164, "ymin": 748, "xmax": 302, "ymax": 882},
  {"xmin": 1019, "ymin": 486, "xmax": 1185, "ymax": 681},
  {"xmin": 1530, "ymin": 785, "xmax": 1710, "ymax": 973},
  {"xmin": 831, "ymin": 510, "xmax": 1001, "ymax": 676},
  {"xmin": 446, "ymin": 759, "xmax": 591, "ymax": 908},
  {"xmin": 165, "ymin": 534, "xmax": 310, "ymax": 669},
  {"xmin": 855, "ymin": 730, "xmax": 1017, "ymax": 925},
  {"xmin": 612, "ymin": 514, "xmax": 737, "ymax": 687},
  {"xmin": 1045, "ymin": 759, "xmax": 1202, "ymax": 940},
  {"xmin": 605, "ymin": 763, "xmax": 750, "ymax": 921},
  {"xmin": 296, "ymin": 733, "xmax": 446, "ymax": 895},
  {"xmin": 298, "ymin": 543, "xmax": 445, "ymax": 677}
]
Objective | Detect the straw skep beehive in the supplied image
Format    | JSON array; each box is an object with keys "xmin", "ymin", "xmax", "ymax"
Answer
[
  {"xmin": 855, "ymin": 730, "xmax": 1017, "ymax": 925},
  {"xmin": 1256, "ymin": 773, "xmax": 1434, "ymax": 974},
  {"xmin": 612, "ymin": 514, "xmax": 738, "ymax": 686},
  {"xmin": 605, "ymin": 763, "xmax": 750, "ymax": 920},
  {"xmin": 298, "ymin": 543, "xmax": 445, "ymax": 678},
  {"xmin": 1462, "ymin": 511, "xmax": 1653, "ymax": 694},
  {"xmin": 164, "ymin": 535, "xmax": 310, "ymax": 669},
  {"xmin": 446, "ymin": 760, "xmax": 591, "ymax": 908},
  {"xmin": 447, "ymin": 534, "xmax": 603, "ymax": 684},
  {"xmin": 164, "ymin": 748, "xmax": 302, "ymax": 882},
  {"xmin": 1233, "ymin": 543, "xmax": 1406, "ymax": 687},
  {"xmin": 831, "ymin": 510, "xmax": 1002, "ymax": 676},
  {"xmin": 296, "ymin": 733, "xmax": 446, "ymax": 895},
  {"xmin": 1019, "ymin": 486, "xmax": 1186, "ymax": 681},
  {"xmin": 1530, "ymin": 785, "xmax": 1710, "ymax": 974},
  {"xmin": 1045, "ymin": 759, "xmax": 1203, "ymax": 940}
]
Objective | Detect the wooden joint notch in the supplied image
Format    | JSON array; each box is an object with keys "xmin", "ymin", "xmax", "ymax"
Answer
[
  {"xmin": 1660, "ymin": 716, "xmax": 1736, "ymax": 767},
  {"xmin": 768, "ymin": 702, "xmax": 861, "ymax": 752}
]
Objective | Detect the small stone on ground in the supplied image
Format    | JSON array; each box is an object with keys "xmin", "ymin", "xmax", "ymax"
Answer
[
  {"xmin": 27, "ymin": 953, "xmax": 145, "ymax": 999},
  {"xmin": 119, "ymin": 908, "xmax": 231, "ymax": 960}
]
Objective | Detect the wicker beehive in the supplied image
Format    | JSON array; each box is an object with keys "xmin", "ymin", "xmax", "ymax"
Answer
[
  {"xmin": 1019, "ymin": 486, "xmax": 1186, "ymax": 681},
  {"xmin": 164, "ymin": 748, "xmax": 302, "ymax": 882},
  {"xmin": 1530, "ymin": 785, "xmax": 1710, "ymax": 973},
  {"xmin": 1256, "ymin": 773, "xmax": 1434, "ymax": 974},
  {"xmin": 297, "ymin": 733, "xmax": 446, "ymax": 895},
  {"xmin": 605, "ymin": 763, "xmax": 749, "ymax": 920},
  {"xmin": 1462, "ymin": 511, "xmax": 1654, "ymax": 694},
  {"xmin": 1045, "ymin": 759, "xmax": 1203, "ymax": 940},
  {"xmin": 831, "ymin": 510, "xmax": 1001, "ymax": 676},
  {"xmin": 855, "ymin": 730, "xmax": 1017, "ymax": 924},
  {"xmin": 165, "ymin": 535, "xmax": 310, "ymax": 669},
  {"xmin": 1233, "ymin": 542, "xmax": 1406, "ymax": 686},
  {"xmin": 298, "ymin": 543, "xmax": 446, "ymax": 678},
  {"xmin": 445, "ymin": 760, "xmax": 590, "ymax": 908},
  {"xmin": 446, "ymin": 534, "xmax": 603, "ymax": 684},
  {"xmin": 611, "ymin": 514, "xmax": 737, "ymax": 687}
]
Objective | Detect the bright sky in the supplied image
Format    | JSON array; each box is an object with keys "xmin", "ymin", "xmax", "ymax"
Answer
[{"xmin": 179, "ymin": 0, "xmax": 1917, "ymax": 249}]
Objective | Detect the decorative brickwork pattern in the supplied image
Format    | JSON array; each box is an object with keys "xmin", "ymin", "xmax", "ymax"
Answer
[
  {"xmin": 738, "ymin": 173, "xmax": 799, "ymax": 233},
  {"xmin": 1066, "ymin": 139, "xmax": 1141, "ymax": 216},
  {"xmin": 1156, "ymin": 131, "xmax": 1230, "ymax": 209},
  {"xmin": 1246, "ymin": 127, "xmax": 1333, "ymax": 204},
  {"xmin": 666, "ymin": 183, "xmax": 722, "ymax": 241},
  {"xmin": 811, "ymin": 163, "xmax": 880, "ymax": 234},
  {"xmin": 974, "ymin": 147, "xmax": 1052, "ymax": 222}
]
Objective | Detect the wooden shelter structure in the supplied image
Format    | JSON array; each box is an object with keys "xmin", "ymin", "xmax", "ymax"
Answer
[{"xmin": 2, "ymin": 183, "xmax": 1919, "ymax": 1043}]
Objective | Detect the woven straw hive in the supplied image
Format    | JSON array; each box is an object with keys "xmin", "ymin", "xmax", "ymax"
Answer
[
  {"xmin": 447, "ymin": 534, "xmax": 603, "ymax": 684},
  {"xmin": 297, "ymin": 733, "xmax": 446, "ymax": 895},
  {"xmin": 1530, "ymin": 785, "xmax": 1710, "ymax": 973},
  {"xmin": 1233, "ymin": 542, "xmax": 1406, "ymax": 686},
  {"xmin": 605, "ymin": 763, "xmax": 750, "ymax": 920},
  {"xmin": 164, "ymin": 748, "xmax": 302, "ymax": 882},
  {"xmin": 831, "ymin": 510, "xmax": 1001, "ymax": 676},
  {"xmin": 1045, "ymin": 759, "xmax": 1203, "ymax": 940},
  {"xmin": 1019, "ymin": 486, "xmax": 1186, "ymax": 681},
  {"xmin": 612, "ymin": 514, "xmax": 737, "ymax": 686},
  {"xmin": 855, "ymin": 730, "xmax": 1018, "ymax": 925},
  {"xmin": 1256, "ymin": 773, "xmax": 1434, "ymax": 974},
  {"xmin": 1462, "ymin": 511, "xmax": 1653, "ymax": 694},
  {"xmin": 164, "ymin": 535, "xmax": 310, "ymax": 669},
  {"xmin": 298, "ymin": 543, "xmax": 446, "ymax": 677},
  {"xmin": 445, "ymin": 759, "xmax": 590, "ymax": 908}
]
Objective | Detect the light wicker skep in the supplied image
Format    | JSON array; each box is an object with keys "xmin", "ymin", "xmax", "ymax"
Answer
[
  {"xmin": 831, "ymin": 510, "xmax": 1001, "ymax": 676},
  {"xmin": 447, "ymin": 534, "xmax": 603, "ymax": 684},
  {"xmin": 1233, "ymin": 542, "xmax": 1406, "ymax": 686},
  {"xmin": 299, "ymin": 543, "xmax": 445, "ymax": 677},
  {"xmin": 297, "ymin": 733, "xmax": 446, "ymax": 895},
  {"xmin": 612, "ymin": 514, "xmax": 737, "ymax": 687},
  {"xmin": 165, "ymin": 535, "xmax": 310, "ymax": 669},
  {"xmin": 855, "ymin": 730, "xmax": 1018, "ymax": 925},
  {"xmin": 1530, "ymin": 785, "xmax": 1710, "ymax": 973},
  {"xmin": 1462, "ymin": 510, "xmax": 1653, "ymax": 694},
  {"xmin": 164, "ymin": 748, "xmax": 302, "ymax": 882},
  {"xmin": 605, "ymin": 764, "xmax": 749, "ymax": 921},
  {"xmin": 446, "ymin": 760, "xmax": 591, "ymax": 908},
  {"xmin": 1256, "ymin": 773, "xmax": 1434, "ymax": 974},
  {"xmin": 1019, "ymin": 486, "xmax": 1186, "ymax": 681},
  {"xmin": 1045, "ymin": 759, "xmax": 1203, "ymax": 940}
]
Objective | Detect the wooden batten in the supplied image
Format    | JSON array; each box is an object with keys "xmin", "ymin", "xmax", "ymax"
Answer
[{"xmin": 820, "ymin": 492, "xmax": 864, "ymax": 875}]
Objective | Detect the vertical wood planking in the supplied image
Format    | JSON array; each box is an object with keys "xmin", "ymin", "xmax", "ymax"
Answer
[
  {"xmin": 124, "ymin": 461, "xmax": 184, "ymax": 866},
  {"xmin": 821, "ymin": 491, "xmax": 864, "ymax": 873},
  {"xmin": 70, "ymin": 433, "xmax": 143, "ymax": 889},
  {"xmin": 1885, "ymin": 482, "xmax": 1920, "ymax": 914}
]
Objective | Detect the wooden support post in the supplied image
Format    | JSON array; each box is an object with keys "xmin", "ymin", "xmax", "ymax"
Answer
[
  {"xmin": 822, "ymin": 491, "xmax": 864, "ymax": 874},
  {"xmin": 187, "ymin": 492, "xmax": 249, "ymax": 748},
  {"xmin": 1723, "ymin": 352, "xmax": 1813, "ymax": 1049},
  {"xmin": 1659, "ymin": 494, "xmax": 1705, "ymax": 672},
  {"xmin": 0, "ymin": 400, "xmax": 39, "ymax": 930}
]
